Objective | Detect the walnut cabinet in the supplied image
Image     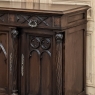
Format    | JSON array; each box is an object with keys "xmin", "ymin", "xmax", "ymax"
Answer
[{"xmin": 0, "ymin": 1, "xmax": 89, "ymax": 95}]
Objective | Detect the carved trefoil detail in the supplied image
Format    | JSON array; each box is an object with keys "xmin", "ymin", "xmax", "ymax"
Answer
[
  {"xmin": 29, "ymin": 36, "xmax": 51, "ymax": 57},
  {"xmin": 29, "ymin": 35, "xmax": 52, "ymax": 95}
]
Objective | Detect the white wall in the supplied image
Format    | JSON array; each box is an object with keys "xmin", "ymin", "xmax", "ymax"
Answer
[{"xmin": 40, "ymin": 0, "xmax": 52, "ymax": 3}]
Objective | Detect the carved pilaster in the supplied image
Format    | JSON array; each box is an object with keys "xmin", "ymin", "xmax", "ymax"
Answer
[
  {"xmin": 11, "ymin": 28, "xmax": 18, "ymax": 95},
  {"xmin": 56, "ymin": 33, "xmax": 63, "ymax": 95}
]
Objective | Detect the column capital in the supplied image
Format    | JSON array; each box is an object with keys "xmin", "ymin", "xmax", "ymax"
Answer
[{"xmin": 56, "ymin": 33, "xmax": 63, "ymax": 42}]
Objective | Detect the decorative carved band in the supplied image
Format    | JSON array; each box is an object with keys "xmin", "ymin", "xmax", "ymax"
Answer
[
  {"xmin": 16, "ymin": 14, "xmax": 50, "ymax": 27},
  {"xmin": 0, "ymin": 13, "xmax": 62, "ymax": 29},
  {"xmin": 56, "ymin": 33, "xmax": 63, "ymax": 95}
]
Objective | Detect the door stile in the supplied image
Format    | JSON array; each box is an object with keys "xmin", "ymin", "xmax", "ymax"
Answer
[
  {"xmin": 9, "ymin": 27, "xmax": 19, "ymax": 95},
  {"xmin": 9, "ymin": 28, "xmax": 13, "ymax": 95},
  {"xmin": 20, "ymin": 31, "xmax": 26, "ymax": 95}
]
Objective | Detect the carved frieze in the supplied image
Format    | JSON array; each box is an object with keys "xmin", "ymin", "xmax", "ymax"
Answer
[
  {"xmin": 15, "ymin": 14, "xmax": 51, "ymax": 28},
  {"xmin": 0, "ymin": 13, "xmax": 62, "ymax": 29}
]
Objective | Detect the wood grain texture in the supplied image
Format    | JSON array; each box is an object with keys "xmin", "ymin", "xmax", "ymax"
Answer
[
  {"xmin": 56, "ymin": 33, "xmax": 63, "ymax": 95},
  {"xmin": 10, "ymin": 28, "xmax": 19, "ymax": 95},
  {"xmin": 65, "ymin": 29, "xmax": 84, "ymax": 95},
  {"xmin": 23, "ymin": 33, "xmax": 53, "ymax": 95},
  {"xmin": 0, "ymin": 2, "xmax": 89, "ymax": 95},
  {"xmin": 0, "ymin": 1, "xmax": 89, "ymax": 14},
  {"xmin": 0, "ymin": 32, "xmax": 8, "ymax": 95}
]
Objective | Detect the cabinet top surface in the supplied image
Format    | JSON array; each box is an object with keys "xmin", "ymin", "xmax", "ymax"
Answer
[{"xmin": 0, "ymin": 1, "xmax": 89, "ymax": 14}]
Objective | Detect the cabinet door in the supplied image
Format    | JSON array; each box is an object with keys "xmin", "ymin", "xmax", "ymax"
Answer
[
  {"xmin": 0, "ymin": 30, "xmax": 9, "ymax": 95},
  {"xmin": 20, "ymin": 29, "xmax": 56, "ymax": 95},
  {"xmin": 0, "ymin": 27, "xmax": 18, "ymax": 95}
]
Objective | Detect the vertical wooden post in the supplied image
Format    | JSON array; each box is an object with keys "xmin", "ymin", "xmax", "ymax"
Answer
[
  {"xmin": 10, "ymin": 28, "xmax": 19, "ymax": 95},
  {"xmin": 56, "ymin": 33, "xmax": 63, "ymax": 95}
]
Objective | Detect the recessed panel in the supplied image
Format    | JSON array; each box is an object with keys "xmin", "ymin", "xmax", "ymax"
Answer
[{"xmin": 0, "ymin": 32, "xmax": 8, "ymax": 94}]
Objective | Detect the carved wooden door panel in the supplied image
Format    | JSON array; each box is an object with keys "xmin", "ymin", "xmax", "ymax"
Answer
[
  {"xmin": 0, "ymin": 31, "xmax": 9, "ymax": 95},
  {"xmin": 0, "ymin": 28, "xmax": 19, "ymax": 95},
  {"xmin": 20, "ymin": 29, "xmax": 57, "ymax": 95}
]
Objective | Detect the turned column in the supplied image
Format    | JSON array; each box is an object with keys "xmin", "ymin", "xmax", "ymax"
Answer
[{"xmin": 55, "ymin": 33, "xmax": 63, "ymax": 95}]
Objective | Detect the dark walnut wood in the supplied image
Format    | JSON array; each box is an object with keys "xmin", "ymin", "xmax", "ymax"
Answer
[{"xmin": 0, "ymin": 1, "xmax": 89, "ymax": 95}]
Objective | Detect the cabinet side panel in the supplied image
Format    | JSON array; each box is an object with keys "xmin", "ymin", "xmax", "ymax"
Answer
[
  {"xmin": 65, "ymin": 29, "xmax": 84, "ymax": 95},
  {"xmin": 0, "ymin": 32, "xmax": 8, "ymax": 94}
]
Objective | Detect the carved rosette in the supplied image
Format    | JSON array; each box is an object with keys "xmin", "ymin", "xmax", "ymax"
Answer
[
  {"xmin": 30, "ymin": 37, "xmax": 51, "ymax": 49},
  {"xmin": 56, "ymin": 33, "xmax": 63, "ymax": 95},
  {"xmin": 29, "ymin": 36, "xmax": 51, "ymax": 57},
  {"xmin": 11, "ymin": 28, "xmax": 19, "ymax": 95}
]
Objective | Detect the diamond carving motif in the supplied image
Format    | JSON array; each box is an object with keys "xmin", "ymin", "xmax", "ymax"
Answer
[
  {"xmin": 16, "ymin": 14, "xmax": 50, "ymax": 27},
  {"xmin": 0, "ymin": 14, "xmax": 8, "ymax": 23}
]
